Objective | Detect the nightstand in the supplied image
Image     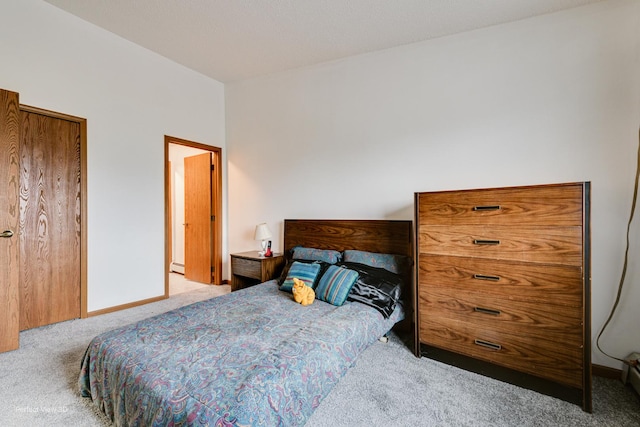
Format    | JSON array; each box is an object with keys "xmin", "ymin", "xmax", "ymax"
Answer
[{"xmin": 230, "ymin": 251, "xmax": 285, "ymax": 291}]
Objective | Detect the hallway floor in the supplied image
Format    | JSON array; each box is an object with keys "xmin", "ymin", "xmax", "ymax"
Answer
[{"xmin": 169, "ymin": 272, "xmax": 230, "ymax": 296}]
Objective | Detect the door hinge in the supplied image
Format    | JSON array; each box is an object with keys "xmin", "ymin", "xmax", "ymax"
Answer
[
  {"xmin": 211, "ymin": 164, "xmax": 215, "ymax": 171},
  {"xmin": 211, "ymin": 215, "xmax": 215, "ymax": 221}
]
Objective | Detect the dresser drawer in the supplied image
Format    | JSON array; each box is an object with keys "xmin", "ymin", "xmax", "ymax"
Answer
[
  {"xmin": 418, "ymin": 288, "xmax": 583, "ymax": 346},
  {"xmin": 418, "ymin": 225, "xmax": 583, "ymax": 266},
  {"xmin": 417, "ymin": 184, "xmax": 583, "ymax": 227},
  {"xmin": 231, "ymin": 256, "xmax": 261, "ymax": 279},
  {"xmin": 418, "ymin": 255, "xmax": 583, "ymax": 306},
  {"xmin": 420, "ymin": 316, "xmax": 583, "ymax": 388}
]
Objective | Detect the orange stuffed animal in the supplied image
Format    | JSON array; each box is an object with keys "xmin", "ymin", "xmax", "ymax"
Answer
[{"xmin": 292, "ymin": 277, "xmax": 315, "ymax": 306}]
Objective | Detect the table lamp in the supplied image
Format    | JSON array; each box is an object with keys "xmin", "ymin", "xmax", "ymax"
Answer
[{"xmin": 254, "ymin": 223, "xmax": 272, "ymax": 257}]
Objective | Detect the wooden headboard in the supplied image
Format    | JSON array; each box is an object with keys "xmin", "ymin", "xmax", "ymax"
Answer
[
  {"xmin": 283, "ymin": 219, "xmax": 412, "ymax": 258},
  {"xmin": 283, "ymin": 219, "xmax": 414, "ymax": 334}
]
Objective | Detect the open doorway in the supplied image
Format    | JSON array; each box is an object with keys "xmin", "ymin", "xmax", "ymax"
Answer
[{"xmin": 164, "ymin": 136, "xmax": 222, "ymax": 297}]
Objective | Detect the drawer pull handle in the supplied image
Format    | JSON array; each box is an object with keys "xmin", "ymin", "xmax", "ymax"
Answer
[
  {"xmin": 473, "ymin": 239, "xmax": 500, "ymax": 245},
  {"xmin": 472, "ymin": 205, "xmax": 501, "ymax": 211},
  {"xmin": 474, "ymin": 306, "xmax": 501, "ymax": 316},
  {"xmin": 474, "ymin": 339, "xmax": 502, "ymax": 351},
  {"xmin": 473, "ymin": 274, "xmax": 500, "ymax": 281}
]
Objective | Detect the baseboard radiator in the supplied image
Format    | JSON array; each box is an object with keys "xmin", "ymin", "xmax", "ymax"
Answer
[
  {"xmin": 171, "ymin": 262, "xmax": 185, "ymax": 274},
  {"xmin": 622, "ymin": 352, "xmax": 640, "ymax": 396}
]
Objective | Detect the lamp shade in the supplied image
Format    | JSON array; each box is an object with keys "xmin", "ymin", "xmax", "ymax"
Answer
[{"xmin": 254, "ymin": 223, "xmax": 272, "ymax": 241}]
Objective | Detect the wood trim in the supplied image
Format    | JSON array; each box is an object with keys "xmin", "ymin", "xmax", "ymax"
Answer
[
  {"xmin": 165, "ymin": 140, "xmax": 170, "ymax": 296},
  {"xmin": 164, "ymin": 136, "xmax": 223, "ymax": 291},
  {"xmin": 20, "ymin": 103, "xmax": 88, "ymax": 320},
  {"xmin": 87, "ymin": 294, "xmax": 168, "ymax": 317},
  {"xmin": 168, "ymin": 160, "xmax": 173, "ymax": 282},
  {"xmin": 582, "ymin": 182, "xmax": 592, "ymax": 411},
  {"xmin": 79, "ymin": 118, "xmax": 88, "ymax": 319},
  {"xmin": 212, "ymin": 150, "xmax": 222, "ymax": 285},
  {"xmin": 593, "ymin": 364, "xmax": 622, "ymax": 380},
  {"xmin": 413, "ymin": 193, "xmax": 421, "ymax": 358},
  {"xmin": 0, "ymin": 89, "xmax": 20, "ymax": 352},
  {"xmin": 19, "ymin": 104, "xmax": 86, "ymax": 122}
]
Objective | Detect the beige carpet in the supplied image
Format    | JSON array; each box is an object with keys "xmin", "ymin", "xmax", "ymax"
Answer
[
  {"xmin": 0, "ymin": 285, "xmax": 229, "ymax": 427},
  {"xmin": 0, "ymin": 284, "xmax": 638, "ymax": 427}
]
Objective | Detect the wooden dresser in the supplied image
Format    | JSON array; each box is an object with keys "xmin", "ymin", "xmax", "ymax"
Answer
[{"xmin": 414, "ymin": 182, "xmax": 591, "ymax": 411}]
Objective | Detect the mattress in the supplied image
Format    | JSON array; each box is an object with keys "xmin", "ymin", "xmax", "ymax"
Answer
[{"xmin": 79, "ymin": 280, "xmax": 402, "ymax": 426}]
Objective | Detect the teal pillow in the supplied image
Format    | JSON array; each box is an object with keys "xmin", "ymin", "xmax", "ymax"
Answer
[
  {"xmin": 292, "ymin": 246, "xmax": 342, "ymax": 264},
  {"xmin": 342, "ymin": 249, "xmax": 409, "ymax": 275},
  {"xmin": 280, "ymin": 261, "xmax": 321, "ymax": 293},
  {"xmin": 315, "ymin": 265, "xmax": 359, "ymax": 306}
]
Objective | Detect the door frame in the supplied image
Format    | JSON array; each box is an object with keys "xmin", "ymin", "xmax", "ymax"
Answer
[
  {"xmin": 164, "ymin": 136, "xmax": 223, "ymax": 294},
  {"xmin": 1, "ymin": 89, "xmax": 20, "ymax": 352},
  {"xmin": 20, "ymin": 104, "xmax": 88, "ymax": 319}
]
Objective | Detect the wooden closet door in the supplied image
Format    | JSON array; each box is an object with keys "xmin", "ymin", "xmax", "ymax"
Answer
[
  {"xmin": 0, "ymin": 89, "xmax": 20, "ymax": 352},
  {"xmin": 19, "ymin": 110, "xmax": 81, "ymax": 330},
  {"xmin": 184, "ymin": 152, "xmax": 213, "ymax": 284}
]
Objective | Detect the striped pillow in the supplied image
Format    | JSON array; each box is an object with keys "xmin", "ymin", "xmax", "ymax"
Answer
[
  {"xmin": 280, "ymin": 261, "xmax": 321, "ymax": 293},
  {"xmin": 315, "ymin": 265, "xmax": 359, "ymax": 306}
]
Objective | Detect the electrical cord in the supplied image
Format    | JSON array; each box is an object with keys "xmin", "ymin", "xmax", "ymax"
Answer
[{"xmin": 596, "ymin": 128, "xmax": 640, "ymax": 367}]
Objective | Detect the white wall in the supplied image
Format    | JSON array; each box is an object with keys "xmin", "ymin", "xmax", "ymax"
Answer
[
  {"xmin": 0, "ymin": 0, "xmax": 226, "ymax": 311},
  {"xmin": 227, "ymin": 0, "xmax": 640, "ymax": 368}
]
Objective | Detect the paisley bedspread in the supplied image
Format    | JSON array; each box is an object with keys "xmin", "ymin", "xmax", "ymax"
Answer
[{"xmin": 79, "ymin": 281, "xmax": 402, "ymax": 426}]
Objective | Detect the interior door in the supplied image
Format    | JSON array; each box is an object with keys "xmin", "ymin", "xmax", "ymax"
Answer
[
  {"xmin": 184, "ymin": 152, "xmax": 213, "ymax": 283},
  {"xmin": 19, "ymin": 109, "xmax": 81, "ymax": 330},
  {"xmin": 0, "ymin": 89, "xmax": 20, "ymax": 352}
]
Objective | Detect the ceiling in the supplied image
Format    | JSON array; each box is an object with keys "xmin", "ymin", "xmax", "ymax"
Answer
[{"xmin": 44, "ymin": 0, "xmax": 604, "ymax": 83}]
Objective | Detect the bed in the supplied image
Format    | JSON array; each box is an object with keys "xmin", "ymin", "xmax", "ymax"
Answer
[{"xmin": 79, "ymin": 219, "xmax": 413, "ymax": 426}]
